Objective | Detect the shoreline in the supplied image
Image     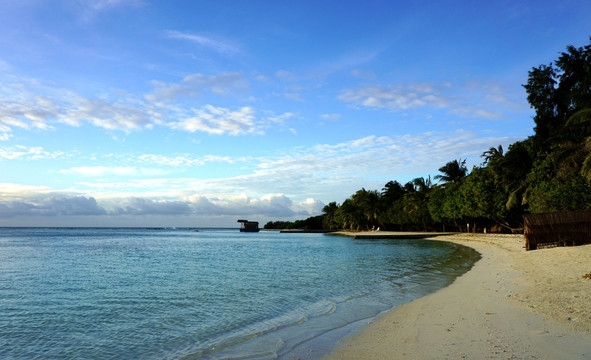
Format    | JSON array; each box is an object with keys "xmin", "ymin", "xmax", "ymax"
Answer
[{"xmin": 325, "ymin": 232, "xmax": 591, "ymax": 359}]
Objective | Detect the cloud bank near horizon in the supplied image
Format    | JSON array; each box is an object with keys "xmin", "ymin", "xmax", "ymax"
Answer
[{"xmin": 0, "ymin": 128, "xmax": 521, "ymax": 226}]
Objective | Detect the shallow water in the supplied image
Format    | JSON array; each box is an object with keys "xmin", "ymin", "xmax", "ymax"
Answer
[{"xmin": 0, "ymin": 228, "xmax": 480, "ymax": 359}]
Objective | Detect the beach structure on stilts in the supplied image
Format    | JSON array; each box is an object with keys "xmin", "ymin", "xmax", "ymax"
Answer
[{"xmin": 237, "ymin": 219, "xmax": 260, "ymax": 232}]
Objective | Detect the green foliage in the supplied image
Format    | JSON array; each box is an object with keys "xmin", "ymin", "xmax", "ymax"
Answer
[
  {"xmin": 267, "ymin": 38, "xmax": 591, "ymax": 233},
  {"xmin": 526, "ymin": 153, "xmax": 591, "ymax": 213},
  {"xmin": 264, "ymin": 215, "xmax": 324, "ymax": 230},
  {"xmin": 381, "ymin": 180, "xmax": 405, "ymax": 204},
  {"xmin": 458, "ymin": 167, "xmax": 506, "ymax": 220},
  {"xmin": 434, "ymin": 159, "xmax": 468, "ymax": 185},
  {"xmin": 321, "ymin": 201, "xmax": 339, "ymax": 230},
  {"xmin": 481, "ymin": 145, "xmax": 503, "ymax": 166},
  {"xmin": 565, "ymin": 108, "xmax": 591, "ymax": 143},
  {"xmin": 490, "ymin": 138, "xmax": 535, "ymax": 212},
  {"xmin": 426, "ymin": 185, "xmax": 445, "ymax": 223},
  {"xmin": 524, "ymin": 37, "xmax": 591, "ymax": 149}
]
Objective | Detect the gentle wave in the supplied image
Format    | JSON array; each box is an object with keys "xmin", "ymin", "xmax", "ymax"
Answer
[{"xmin": 0, "ymin": 228, "xmax": 479, "ymax": 359}]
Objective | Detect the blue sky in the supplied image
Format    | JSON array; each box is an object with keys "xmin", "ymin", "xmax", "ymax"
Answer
[{"xmin": 0, "ymin": 0, "xmax": 589, "ymax": 227}]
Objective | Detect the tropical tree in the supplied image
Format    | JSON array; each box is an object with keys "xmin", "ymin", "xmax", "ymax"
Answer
[
  {"xmin": 427, "ymin": 183, "xmax": 463, "ymax": 230},
  {"xmin": 555, "ymin": 42, "xmax": 591, "ymax": 115},
  {"xmin": 523, "ymin": 64, "xmax": 558, "ymax": 148},
  {"xmin": 402, "ymin": 176, "xmax": 433, "ymax": 230},
  {"xmin": 489, "ymin": 139, "xmax": 534, "ymax": 213},
  {"xmin": 458, "ymin": 166, "xmax": 507, "ymax": 230},
  {"xmin": 351, "ymin": 188, "xmax": 382, "ymax": 230},
  {"xmin": 481, "ymin": 145, "xmax": 504, "ymax": 166},
  {"xmin": 322, "ymin": 201, "xmax": 340, "ymax": 230},
  {"xmin": 381, "ymin": 180, "xmax": 405, "ymax": 205},
  {"xmin": 333, "ymin": 199, "xmax": 361, "ymax": 231},
  {"xmin": 412, "ymin": 176, "xmax": 432, "ymax": 193},
  {"xmin": 524, "ymin": 37, "xmax": 591, "ymax": 150},
  {"xmin": 434, "ymin": 159, "xmax": 468, "ymax": 185},
  {"xmin": 526, "ymin": 154, "xmax": 591, "ymax": 213}
]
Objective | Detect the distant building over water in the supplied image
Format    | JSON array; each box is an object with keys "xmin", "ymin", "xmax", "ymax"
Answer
[{"xmin": 237, "ymin": 219, "xmax": 260, "ymax": 232}]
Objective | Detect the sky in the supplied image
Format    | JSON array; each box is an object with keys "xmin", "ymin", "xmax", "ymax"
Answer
[{"xmin": 0, "ymin": 0, "xmax": 590, "ymax": 227}]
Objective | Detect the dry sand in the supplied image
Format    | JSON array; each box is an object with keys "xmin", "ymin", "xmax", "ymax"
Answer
[{"xmin": 325, "ymin": 233, "xmax": 591, "ymax": 359}]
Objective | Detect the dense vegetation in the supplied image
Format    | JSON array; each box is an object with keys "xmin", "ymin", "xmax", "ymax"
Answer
[
  {"xmin": 265, "ymin": 39, "xmax": 591, "ymax": 233},
  {"xmin": 264, "ymin": 215, "xmax": 323, "ymax": 230}
]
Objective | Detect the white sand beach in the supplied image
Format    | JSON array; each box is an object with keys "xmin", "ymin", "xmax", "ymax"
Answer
[{"xmin": 325, "ymin": 233, "xmax": 591, "ymax": 359}]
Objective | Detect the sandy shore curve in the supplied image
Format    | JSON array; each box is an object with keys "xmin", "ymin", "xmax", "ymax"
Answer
[{"xmin": 325, "ymin": 233, "xmax": 591, "ymax": 359}]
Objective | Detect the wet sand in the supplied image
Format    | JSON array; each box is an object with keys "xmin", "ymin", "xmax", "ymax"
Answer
[{"xmin": 325, "ymin": 232, "xmax": 591, "ymax": 359}]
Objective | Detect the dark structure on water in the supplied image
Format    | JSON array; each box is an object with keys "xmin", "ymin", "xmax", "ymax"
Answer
[{"xmin": 237, "ymin": 219, "xmax": 260, "ymax": 232}]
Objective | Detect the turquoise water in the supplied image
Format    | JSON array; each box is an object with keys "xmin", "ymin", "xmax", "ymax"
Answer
[{"xmin": 0, "ymin": 228, "xmax": 480, "ymax": 359}]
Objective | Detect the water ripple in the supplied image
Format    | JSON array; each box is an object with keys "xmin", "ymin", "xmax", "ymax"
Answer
[{"xmin": 0, "ymin": 228, "xmax": 479, "ymax": 359}]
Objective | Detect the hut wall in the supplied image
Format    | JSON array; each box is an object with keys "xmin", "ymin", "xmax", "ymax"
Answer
[{"xmin": 524, "ymin": 210, "xmax": 591, "ymax": 250}]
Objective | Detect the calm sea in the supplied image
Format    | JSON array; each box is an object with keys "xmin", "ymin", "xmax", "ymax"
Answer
[{"xmin": 0, "ymin": 228, "xmax": 479, "ymax": 359}]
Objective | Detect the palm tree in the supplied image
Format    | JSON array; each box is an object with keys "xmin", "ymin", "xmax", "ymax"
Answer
[
  {"xmin": 411, "ymin": 176, "xmax": 432, "ymax": 193},
  {"xmin": 481, "ymin": 145, "xmax": 504, "ymax": 165},
  {"xmin": 403, "ymin": 176, "xmax": 433, "ymax": 229},
  {"xmin": 489, "ymin": 139, "xmax": 534, "ymax": 221},
  {"xmin": 434, "ymin": 159, "xmax": 468, "ymax": 185},
  {"xmin": 335, "ymin": 199, "xmax": 363, "ymax": 231},
  {"xmin": 351, "ymin": 188, "xmax": 382, "ymax": 230},
  {"xmin": 322, "ymin": 202, "xmax": 339, "ymax": 230},
  {"xmin": 381, "ymin": 180, "xmax": 405, "ymax": 204}
]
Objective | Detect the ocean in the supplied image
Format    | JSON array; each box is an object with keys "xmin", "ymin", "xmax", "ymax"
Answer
[{"xmin": 0, "ymin": 228, "xmax": 480, "ymax": 359}]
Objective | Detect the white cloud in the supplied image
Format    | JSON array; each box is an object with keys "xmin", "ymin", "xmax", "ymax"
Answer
[
  {"xmin": 78, "ymin": 0, "xmax": 144, "ymax": 22},
  {"xmin": 339, "ymin": 82, "xmax": 523, "ymax": 120},
  {"xmin": 184, "ymin": 73, "xmax": 247, "ymax": 95},
  {"xmin": 0, "ymin": 73, "xmax": 288, "ymax": 136},
  {"xmin": 266, "ymin": 112, "xmax": 296, "ymax": 124},
  {"xmin": 0, "ymin": 81, "xmax": 60, "ymax": 130},
  {"xmin": 0, "ymin": 183, "xmax": 52, "ymax": 200},
  {"xmin": 86, "ymin": 0, "xmax": 143, "ymax": 11},
  {"xmin": 247, "ymin": 130, "xmax": 519, "ymax": 197},
  {"xmin": 165, "ymin": 30, "xmax": 241, "ymax": 55},
  {"xmin": 59, "ymin": 96, "xmax": 151, "ymax": 130},
  {"xmin": 0, "ymin": 145, "xmax": 66, "ymax": 160},
  {"xmin": 0, "ymin": 128, "xmax": 522, "ymax": 225},
  {"xmin": 136, "ymin": 153, "xmax": 242, "ymax": 167},
  {"xmin": 0, "ymin": 183, "xmax": 320, "ymax": 221},
  {"xmin": 294, "ymin": 198, "xmax": 325, "ymax": 215},
  {"xmin": 321, "ymin": 113, "xmax": 341, "ymax": 120},
  {"xmin": 146, "ymin": 72, "xmax": 248, "ymax": 102},
  {"xmin": 0, "ymin": 125, "xmax": 12, "ymax": 141},
  {"xmin": 339, "ymin": 85, "xmax": 453, "ymax": 111},
  {"xmin": 0, "ymin": 192, "xmax": 106, "ymax": 217},
  {"xmin": 114, "ymin": 197, "xmax": 193, "ymax": 215},
  {"xmin": 170, "ymin": 105, "xmax": 256, "ymax": 135},
  {"xmin": 62, "ymin": 166, "xmax": 166, "ymax": 177},
  {"xmin": 450, "ymin": 108, "xmax": 504, "ymax": 120},
  {"xmin": 210, "ymin": 193, "xmax": 298, "ymax": 217},
  {"xmin": 0, "ymin": 78, "xmax": 150, "ymax": 132},
  {"xmin": 72, "ymin": 130, "xmax": 519, "ymax": 203}
]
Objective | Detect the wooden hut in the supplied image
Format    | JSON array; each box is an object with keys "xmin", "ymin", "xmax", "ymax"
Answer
[
  {"xmin": 237, "ymin": 219, "xmax": 260, "ymax": 232},
  {"xmin": 524, "ymin": 210, "xmax": 591, "ymax": 250}
]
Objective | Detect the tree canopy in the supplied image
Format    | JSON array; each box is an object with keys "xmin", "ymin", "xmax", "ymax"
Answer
[{"xmin": 266, "ymin": 38, "xmax": 591, "ymax": 233}]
